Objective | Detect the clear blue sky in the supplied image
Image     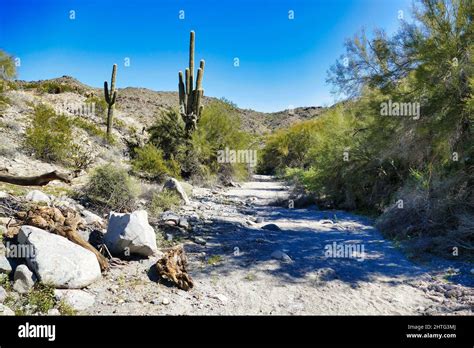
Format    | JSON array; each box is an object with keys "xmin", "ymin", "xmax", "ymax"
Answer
[{"xmin": 0, "ymin": 0, "xmax": 412, "ymax": 112}]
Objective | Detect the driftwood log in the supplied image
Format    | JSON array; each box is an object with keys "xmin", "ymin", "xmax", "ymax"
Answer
[
  {"xmin": 0, "ymin": 171, "xmax": 71, "ymax": 186},
  {"xmin": 156, "ymin": 245, "xmax": 194, "ymax": 291},
  {"xmin": 8, "ymin": 206, "xmax": 109, "ymax": 271}
]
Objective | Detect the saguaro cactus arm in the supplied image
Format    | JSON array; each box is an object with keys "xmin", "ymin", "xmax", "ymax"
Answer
[
  {"xmin": 178, "ymin": 71, "xmax": 186, "ymax": 113},
  {"xmin": 189, "ymin": 31, "xmax": 195, "ymax": 92}
]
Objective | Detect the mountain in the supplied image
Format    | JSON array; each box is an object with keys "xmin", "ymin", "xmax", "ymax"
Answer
[{"xmin": 14, "ymin": 76, "xmax": 326, "ymax": 134}]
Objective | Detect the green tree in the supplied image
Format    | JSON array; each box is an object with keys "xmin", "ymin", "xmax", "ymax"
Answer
[{"xmin": 0, "ymin": 50, "xmax": 16, "ymax": 80}]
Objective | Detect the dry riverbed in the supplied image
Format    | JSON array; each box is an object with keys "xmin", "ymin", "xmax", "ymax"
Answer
[{"xmin": 83, "ymin": 175, "xmax": 473, "ymax": 315}]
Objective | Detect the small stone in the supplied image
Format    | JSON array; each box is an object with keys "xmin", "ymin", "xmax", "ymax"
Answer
[
  {"xmin": 320, "ymin": 219, "xmax": 334, "ymax": 225},
  {"xmin": 0, "ymin": 304, "xmax": 14, "ymax": 316},
  {"xmin": 445, "ymin": 289, "xmax": 458, "ymax": 298},
  {"xmin": 0, "ymin": 256, "xmax": 12, "ymax": 275},
  {"xmin": 193, "ymin": 237, "xmax": 206, "ymax": 245},
  {"xmin": 13, "ymin": 264, "xmax": 36, "ymax": 294},
  {"xmin": 54, "ymin": 289, "xmax": 95, "ymax": 311},
  {"xmin": 161, "ymin": 211, "xmax": 180, "ymax": 224},
  {"xmin": 163, "ymin": 178, "xmax": 191, "ymax": 205},
  {"xmin": 261, "ymin": 223, "xmax": 281, "ymax": 231},
  {"xmin": 178, "ymin": 218, "xmax": 189, "ymax": 229},
  {"xmin": 0, "ymin": 191, "xmax": 9, "ymax": 199},
  {"xmin": 255, "ymin": 217, "xmax": 264, "ymax": 223},
  {"xmin": 81, "ymin": 210, "xmax": 104, "ymax": 226},
  {"xmin": 271, "ymin": 250, "xmax": 292, "ymax": 263},
  {"xmin": 25, "ymin": 190, "xmax": 51, "ymax": 204},
  {"xmin": 162, "ymin": 298, "xmax": 170, "ymax": 305},
  {"xmin": 0, "ymin": 286, "xmax": 7, "ymax": 303},
  {"xmin": 47, "ymin": 308, "xmax": 60, "ymax": 315},
  {"xmin": 214, "ymin": 294, "xmax": 228, "ymax": 303},
  {"xmin": 470, "ymin": 268, "xmax": 474, "ymax": 275}
]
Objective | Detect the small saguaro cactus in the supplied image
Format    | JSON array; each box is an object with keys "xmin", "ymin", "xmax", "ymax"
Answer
[
  {"xmin": 104, "ymin": 64, "xmax": 117, "ymax": 139},
  {"xmin": 178, "ymin": 31, "xmax": 205, "ymax": 136}
]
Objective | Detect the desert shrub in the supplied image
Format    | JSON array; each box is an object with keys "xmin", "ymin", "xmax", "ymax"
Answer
[
  {"xmin": 26, "ymin": 283, "xmax": 56, "ymax": 313},
  {"xmin": 0, "ymin": 81, "xmax": 12, "ymax": 108},
  {"xmin": 25, "ymin": 104, "xmax": 74, "ymax": 162},
  {"xmin": 57, "ymin": 300, "xmax": 77, "ymax": 315},
  {"xmin": 191, "ymin": 100, "xmax": 255, "ymax": 181},
  {"xmin": 4, "ymin": 282, "xmax": 77, "ymax": 315},
  {"xmin": 69, "ymin": 143, "xmax": 94, "ymax": 172},
  {"xmin": 84, "ymin": 165, "xmax": 139, "ymax": 212},
  {"xmin": 84, "ymin": 95, "xmax": 108, "ymax": 119},
  {"xmin": 0, "ymin": 51, "xmax": 17, "ymax": 108},
  {"xmin": 0, "ymin": 94, "xmax": 11, "ymax": 109},
  {"xmin": 149, "ymin": 102, "xmax": 255, "ymax": 182},
  {"xmin": 149, "ymin": 109, "xmax": 186, "ymax": 160},
  {"xmin": 148, "ymin": 190, "xmax": 182, "ymax": 216},
  {"xmin": 37, "ymin": 81, "xmax": 75, "ymax": 94},
  {"xmin": 376, "ymin": 168, "xmax": 473, "ymax": 260},
  {"xmin": 131, "ymin": 144, "xmax": 171, "ymax": 180},
  {"xmin": 72, "ymin": 116, "xmax": 109, "ymax": 141}
]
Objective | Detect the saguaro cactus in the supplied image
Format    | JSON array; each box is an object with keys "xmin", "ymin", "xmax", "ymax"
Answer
[
  {"xmin": 178, "ymin": 31, "xmax": 205, "ymax": 136},
  {"xmin": 104, "ymin": 64, "xmax": 117, "ymax": 139}
]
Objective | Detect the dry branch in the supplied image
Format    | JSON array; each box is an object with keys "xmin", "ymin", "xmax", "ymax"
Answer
[{"xmin": 0, "ymin": 170, "xmax": 71, "ymax": 186}]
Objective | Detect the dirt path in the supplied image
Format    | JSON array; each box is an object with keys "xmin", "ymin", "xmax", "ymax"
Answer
[{"xmin": 84, "ymin": 175, "xmax": 473, "ymax": 315}]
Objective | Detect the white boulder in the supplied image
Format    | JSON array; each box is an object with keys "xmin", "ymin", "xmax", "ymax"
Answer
[
  {"xmin": 105, "ymin": 210, "xmax": 158, "ymax": 257},
  {"xmin": 18, "ymin": 226, "xmax": 101, "ymax": 289}
]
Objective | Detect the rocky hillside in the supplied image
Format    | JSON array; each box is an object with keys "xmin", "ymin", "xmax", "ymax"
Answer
[{"xmin": 14, "ymin": 76, "xmax": 325, "ymax": 134}]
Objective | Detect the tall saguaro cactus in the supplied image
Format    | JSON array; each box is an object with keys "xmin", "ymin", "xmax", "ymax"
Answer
[
  {"xmin": 104, "ymin": 64, "xmax": 117, "ymax": 140},
  {"xmin": 178, "ymin": 31, "xmax": 205, "ymax": 136}
]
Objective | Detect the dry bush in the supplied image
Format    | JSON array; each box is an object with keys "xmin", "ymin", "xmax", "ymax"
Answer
[{"xmin": 377, "ymin": 170, "xmax": 473, "ymax": 260}]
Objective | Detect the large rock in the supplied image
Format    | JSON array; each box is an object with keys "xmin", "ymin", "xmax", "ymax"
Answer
[
  {"xmin": 25, "ymin": 190, "xmax": 51, "ymax": 204},
  {"xmin": 54, "ymin": 289, "xmax": 95, "ymax": 311},
  {"xmin": 163, "ymin": 178, "xmax": 191, "ymax": 205},
  {"xmin": 13, "ymin": 264, "xmax": 36, "ymax": 294},
  {"xmin": 105, "ymin": 210, "xmax": 158, "ymax": 257},
  {"xmin": 18, "ymin": 226, "xmax": 101, "ymax": 289}
]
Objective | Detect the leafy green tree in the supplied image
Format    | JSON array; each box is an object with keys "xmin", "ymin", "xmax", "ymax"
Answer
[{"xmin": 0, "ymin": 50, "xmax": 16, "ymax": 80}]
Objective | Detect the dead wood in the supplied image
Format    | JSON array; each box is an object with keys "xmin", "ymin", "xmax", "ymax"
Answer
[
  {"xmin": 9, "ymin": 206, "xmax": 109, "ymax": 271},
  {"xmin": 155, "ymin": 245, "xmax": 194, "ymax": 291},
  {"xmin": 0, "ymin": 170, "xmax": 71, "ymax": 186}
]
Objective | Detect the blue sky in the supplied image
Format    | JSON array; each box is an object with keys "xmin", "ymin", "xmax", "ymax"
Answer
[{"xmin": 0, "ymin": 0, "xmax": 413, "ymax": 112}]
